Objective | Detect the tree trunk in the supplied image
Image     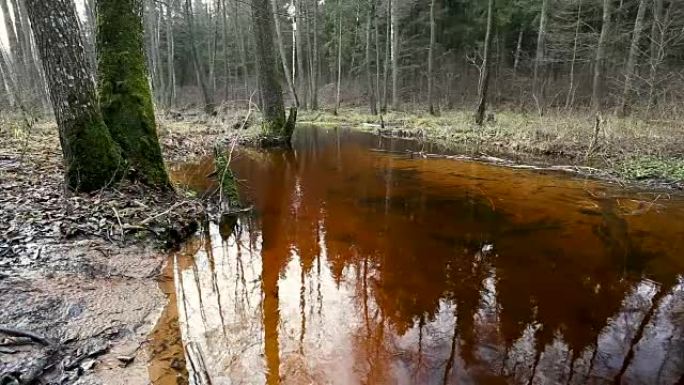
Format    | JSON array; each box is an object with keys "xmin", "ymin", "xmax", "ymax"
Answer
[
  {"xmin": 646, "ymin": 0, "xmax": 664, "ymax": 111},
  {"xmin": 294, "ymin": 0, "xmax": 308, "ymax": 109},
  {"xmin": 365, "ymin": 0, "xmax": 377, "ymax": 115},
  {"xmin": 231, "ymin": 0, "xmax": 248, "ymax": 99},
  {"xmin": 390, "ymin": 0, "xmax": 398, "ymax": 110},
  {"xmin": 272, "ymin": 0, "xmax": 299, "ymax": 107},
  {"xmin": 221, "ymin": 0, "xmax": 232, "ymax": 100},
  {"xmin": 2, "ymin": 0, "xmax": 26, "ymax": 99},
  {"xmin": 373, "ymin": 0, "xmax": 381, "ymax": 111},
  {"xmin": 251, "ymin": 0, "xmax": 297, "ymax": 140},
  {"xmin": 165, "ymin": 0, "xmax": 176, "ymax": 107},
  {"xmin": 513, "ymin": 29, "xmax": 523, "ymax": 77},
  {"xmin": 382, "ymin": 0, "xmax": 390, "ymax": 111},
  {"xmin": 592, "ymin": 0, "xmax": 611, "ymax": 112},
  {"xmin": 334, "ymin": 0, "xmax": 342, "ymax": 115},
  {"xmin": 427, "ymin": 0, "xmax": 436, "ymax": 115},
  {"xmin": 97, "ymin": 0, "xmax": 170, "ymax": 187},
  {"xmin": 565, "ymin": 0, "xmax": 582, "ymax": 109},
  {"xmin": 533, "ymin": 0, "xmax": 548, "ymax": 107},
  {"xmin": 311, "ymin": 0, "xmax": 320, "ymax": 110},
  {"xmin": 619, "ymin": 0, "xmax": 647, "ymax": 115},
  {"xmin": 26, "ymin": 0, "xmax": 123, "ymax": 191},
  {"xmin": 183, "ymin": 0, "xmax": 215, "ymax": 112},
  {"xmin": 475, "ymin": 0, "xmax": 494, "ymax": 125}
]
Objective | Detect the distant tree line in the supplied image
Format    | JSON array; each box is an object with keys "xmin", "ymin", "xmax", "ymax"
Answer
[{"xmin": 3, "ymin": 0, "xmax": 684, "ymax": 119}]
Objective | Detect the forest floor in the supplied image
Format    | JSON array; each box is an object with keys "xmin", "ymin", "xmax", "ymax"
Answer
[
  {"xmin": 0, "ymin": 115, "xmax": 240, "ymax": 385},
  {"xmin": 300, "ymin": 107, "xmax": 684, "ymax": 189}
]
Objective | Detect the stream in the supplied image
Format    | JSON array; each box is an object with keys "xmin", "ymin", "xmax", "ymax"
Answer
[{"xmin": 153, "ymin": 126, "xmax": 684, "ymax": 385}]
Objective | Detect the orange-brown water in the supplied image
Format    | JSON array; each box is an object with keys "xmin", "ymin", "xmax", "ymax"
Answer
[{"xmin": 158, "ymin": 126, "xmax": 684, "ymax": 385}]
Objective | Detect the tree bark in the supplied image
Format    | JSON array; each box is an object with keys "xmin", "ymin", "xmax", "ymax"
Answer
[
  {"xmin": 513, "ymin": 29, "xmax": 523, "ymax": 77},
  {"xmin": 592, "ymin": 0, "xmax": 611, "ymax": 112},
  {"xmin": 1, "ymin": 0, "xmax": 26, "ymax": 99},
  {"xmin": 427, "ymin": 0, "xmax": 436, "ymax": 115},
  {"xmin": 183, "ymin": 0, "xmax": 215, "ymax": 112},
  {"xmin": 221, "ymin": 0, "xmax": 232, "ymax": 100},
  {"xmin": 311, "ymin": 0, "xmax": 320, "ymax": 110},
  {"xmin": 294, "ymin": 0, "xmax": 308, "ymax": 108},
  {"xmin": 365, "ymin": 0, "xmax": 377, "ymax": 115},
  {"xmin": 26, "ymin": 0, "xmax": 123, "ymax": 191},
  {"xmin": 272, "ymin": 0, "xmax": 299, "ymax": 107},
  {"xmin": 334, "ymin": 0, "xmax": 342, "ymax": 115},
  {"xmin": 97, "ymin": 0, "xmax": 170, "ymax": 187},
  {"xmin": 165, "ymin": 0, "xmax": 176, "ymax": 106},
  {"xmin": 251, "ymin": 0, "xmax": 297, "ymax": 140},
  {"xmin": 620, "ymin": 0, "xmax": 647, "ymax": 115},
  {"xmin": 382, "ymin": 0, "xmax": 390, "ymax": 111},
  {"xmin": 373, "ymin": 0, "xmax": 381, "ymax": 111},
  {"xmin": 533, "ymin": 0, "xmax": 548, "ymax": 107},
  {"xmin": 475, "ymin": 0, "xmax": 494, "ymax": 125},
  {"xmin": 565, "ymin": 0, "xmax": 582, "ymax": 109},
  {"xmin": 390, "ymin": 0, "xmax": 399, "ymax": 110},
  {"xmin": 646, "ymin": 0, "xmax": 664, "ymax": 111}
]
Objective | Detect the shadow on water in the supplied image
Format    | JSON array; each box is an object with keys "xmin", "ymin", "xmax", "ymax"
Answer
[{"xmin": 156, "ymin": 126, "xmax": 684, "ymax": 385}]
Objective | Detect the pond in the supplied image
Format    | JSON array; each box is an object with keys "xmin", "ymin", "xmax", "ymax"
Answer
[{"xmin": 153, "ymin": 126, "xmax": 684, "ymax": 385}]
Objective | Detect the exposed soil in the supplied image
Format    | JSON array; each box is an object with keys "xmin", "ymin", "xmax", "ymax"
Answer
[{"xmin": 0, "ymin": 118, "xmax": 215, "ymax": 385}]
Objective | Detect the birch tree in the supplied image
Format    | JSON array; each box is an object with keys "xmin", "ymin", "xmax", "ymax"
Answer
[
  {"xmin": 592, "ymin": 0, "xmax": 611, "ymax": 112},
  {"xmin": 26, "ymin": 0, "xmax": 123, "ymax": 191},
  {"xmin": 427, "ymin": 0, "xmax": 436, "ymax": 115},
  {"xmin": 475, "ymin": 0, "xmax": 494, "ymax": 125}
]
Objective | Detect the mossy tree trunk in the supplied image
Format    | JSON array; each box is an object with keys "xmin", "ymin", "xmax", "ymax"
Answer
[
  {"xmin": 26, "ymin": 0, "xmax": 123, "ymax": 191},
  {"xmin": 96, "ymin": 0, "xmax": 170, "ymax": 187},
  {"xmin": 251, "ymin": 0, "xmax": 297, "ymax": 143}
]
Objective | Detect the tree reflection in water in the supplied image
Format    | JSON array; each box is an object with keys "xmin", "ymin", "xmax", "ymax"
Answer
[{"xmin": 165, "ymin": 127, "xmax": 684, "ymax": 385}]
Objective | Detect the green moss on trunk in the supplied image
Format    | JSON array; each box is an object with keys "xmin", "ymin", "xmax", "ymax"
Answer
[
  {"xmin": 214, "ymin": 147, "xmax": 240, "ymax": 208},
  {"xmin": 96, "ymin": 0, "xmax": 169, "ymax": 187},
  {"xmin": 64, "ymin": 112, "xmax": 124, "ymax": 191}
]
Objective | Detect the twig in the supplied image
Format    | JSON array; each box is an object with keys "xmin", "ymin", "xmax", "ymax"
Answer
[
  {"xmin": 139, "ymin": 201, "xmax": 189, "ymax": 225},
  {"xmin": 0, "ymin": 327, "xmax": 54, "ymax": 346},
  {"xmin": 111, "ymin": 207, "xmax": 124, "ymax": 239}
]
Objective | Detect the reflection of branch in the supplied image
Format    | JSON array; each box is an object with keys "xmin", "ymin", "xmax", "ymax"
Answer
[{"xmin": 614, "ymin": 287, "xmax": 666, "ymax": 385}]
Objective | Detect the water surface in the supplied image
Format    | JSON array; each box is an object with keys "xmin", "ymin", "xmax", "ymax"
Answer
[{"xmin": 157, "ymin": 126, "xmax": 684, "ymax": 385}]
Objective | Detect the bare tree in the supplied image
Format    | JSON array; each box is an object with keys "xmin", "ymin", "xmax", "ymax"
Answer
[
  {"xmin": 365, "ymin": 0, "xmax": 377, "ymax": 115},
  {"xmin": 294, "ymin": 0, "xmax": 308, "ymax": 109},
  {"xmin": 272, "ymin": 0, "xmax": 299, "ymax": 107},
  {"xmin": 533, "ymin": 0, "xmax": 548, "ymax": 108},
  {"xmin": 165, "ymin": 0, "xmax": 176, "ymax": 106},
  {"xmin": 475, "ymin": 0, "xmax": 494, "ymax": 125},
  {"xmin": 565, "ymin": 0, "xmax": 582, "ymax": 109},
  {"xmin": 311, "ymin": 0, "xmax": 320, "ymax": 110},
  {"xmin": 184, "ymin": 0, "xmax": 215, "ymax": 112},
  {"xmin": 592, "ymin": 0, "xmax": 611, "ymax": 112},
  {"xmin": 334, "ymin": 0, "xmax": 342, "ymax": 115},
  {"xmin": 427, "ymin": 0, "xmax": 436, "ymax": 115},
  {"xmin": 620, "ymin": 0, "xmax": 648, "ymax": 115},
  {"xmin": 26, "ymin": 0, "xmax": 123, "ymax": 191},
  {"xmin": 390, "ymin": 0, "xmax": 399, "ymax": 110}
]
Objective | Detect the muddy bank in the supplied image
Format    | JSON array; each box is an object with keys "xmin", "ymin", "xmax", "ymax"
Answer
[
  {"xmin": 0, "ymin": 241, "xmax": 166, "ymax": 385},
  {"xmin": 0, "ymin": 121, "xmax": 213, "ymax": 385}
]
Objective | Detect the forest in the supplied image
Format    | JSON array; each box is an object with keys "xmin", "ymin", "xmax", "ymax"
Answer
[{"xmin": 0, "ymin": 0, "xmax": 683, "ymax": 384}]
